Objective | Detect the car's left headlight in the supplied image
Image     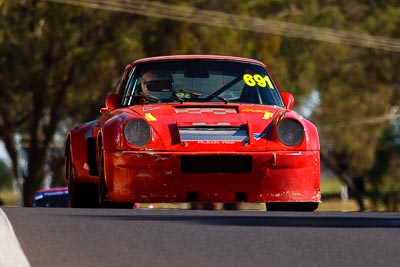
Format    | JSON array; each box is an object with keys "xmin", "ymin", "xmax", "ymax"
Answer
[
  {"xmin": 124, "ymin": 119, "xmax": 152, "ymax": 147},
  {"xmin": 276, "ymin": 119, "xmax": 304, "ymax": 146}
]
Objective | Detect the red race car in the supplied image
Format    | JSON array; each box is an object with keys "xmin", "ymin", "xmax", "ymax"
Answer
[{"xmin": 65, "ymin": 55, "xmax": 320, "ymax": 211}]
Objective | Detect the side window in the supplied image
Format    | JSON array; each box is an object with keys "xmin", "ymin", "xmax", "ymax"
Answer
[
  {"xmin": 121, "ymin": 68, "xmax": 139, "ymax": 106},
  {"xmin": 116, "ymin": 65, "xmax": 133, "ymax": 93}
]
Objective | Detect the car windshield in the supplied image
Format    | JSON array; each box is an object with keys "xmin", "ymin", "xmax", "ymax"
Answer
[{"xmin": 121, "ymin": 59, "xmax": 284, "ymax": 107}]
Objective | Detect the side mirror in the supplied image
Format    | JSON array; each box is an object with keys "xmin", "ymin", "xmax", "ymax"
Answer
[
  {"xmin": 100, "ymin": 93, "xmax": 120, "ymax": 113},
  {"xmin": 281, "ymin": 92, "xmax": 294, "ymax": 110}
]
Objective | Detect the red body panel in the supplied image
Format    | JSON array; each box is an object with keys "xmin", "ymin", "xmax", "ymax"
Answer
[
  {"xmin": 66, "ymin": 55, "xmax": 321, "ymax": 207},
  {"xmin": 68, "ymin": 120, "xmax": 100, "ymax": 184},
  {"xmin": 103, "ymin": 150, "xmax": 320, "ymax": 203}
]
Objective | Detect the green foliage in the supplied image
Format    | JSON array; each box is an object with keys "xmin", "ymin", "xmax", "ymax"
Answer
[
  {"xmin": 0, "ymin": 0, "xmax": 146, "ymax": 205},
  {"xmin": 300, "ymin": 2, "xmax": 400, "ymax": 182},
  {"xmin": 368, "ymin": 123, "xmax": 400, "ymax": 211},
  {"xmin": 0, "ymin": 160, "xmax": 14, "ymax": 190}
]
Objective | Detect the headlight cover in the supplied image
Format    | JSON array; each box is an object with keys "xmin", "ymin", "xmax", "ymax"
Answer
[
  {"xmin": 276, "ymin": 119, "xmax": 304, "ymax": 146},
  {"xmin": 124, "ymin": 119, "xmax": 152, "ymax": 147}
]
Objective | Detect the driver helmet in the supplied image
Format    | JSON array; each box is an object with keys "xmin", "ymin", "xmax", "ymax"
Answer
[{"xmin": 141, "ymin": 70, "xmax": 173, "ymax": 93}]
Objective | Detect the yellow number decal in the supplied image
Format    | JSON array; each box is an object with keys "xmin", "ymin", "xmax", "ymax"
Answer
[
  {"xmin": 243, "ymin": 74, "xmax": 256, "ymax": 87},
  {"xmin": 253, "ymin": 74, "xmax": 266, "ymax": 87},
  {"xmin": 243, "ymin": 74, "xmax": 275, "ymax": 89},
  {"xmin": 264, "ymin": 75, "xmax": 274, "ymax": 89}
]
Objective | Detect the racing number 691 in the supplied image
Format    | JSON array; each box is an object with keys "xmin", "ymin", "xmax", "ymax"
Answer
[{"xmin": 243, "ymin": 74, "xmax": 274, "ymax": 89}]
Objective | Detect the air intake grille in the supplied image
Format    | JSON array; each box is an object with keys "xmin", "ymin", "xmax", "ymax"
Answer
[{"xmin": 181, "ymin": 155, "xmax": 252, "ymax": 173}]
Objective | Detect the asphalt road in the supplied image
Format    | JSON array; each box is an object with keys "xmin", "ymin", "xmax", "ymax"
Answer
[{"xmin": 2, "ymin": 207, "xmax": 400, "ymax": 267}]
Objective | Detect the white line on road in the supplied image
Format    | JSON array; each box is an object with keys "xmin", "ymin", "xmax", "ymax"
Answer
[{"xmin": 0, "ymin": 209, "xmax": 31, "ymax": 267}]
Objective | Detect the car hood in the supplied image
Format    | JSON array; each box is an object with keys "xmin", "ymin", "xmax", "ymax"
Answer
[{"xmin": 128, "ymin": 103, "xmax": 286, "ymax": 151}]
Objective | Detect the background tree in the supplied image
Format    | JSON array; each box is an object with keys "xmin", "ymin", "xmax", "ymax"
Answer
[
  {"xmin": 0, "ymin": 159, "xmax": 14, "ymax": 191},
  {"xmin": 0, "ymin": 159, "xmax": 14, "ymax": 205},
  {"xmin": 369, "ymin": 121, "xmax": 400, "ymax": 211},
  {"xmin": 0, "ymin": 0, "xmax": 144, "ymax": 205},
  {"xmin": 308, "ymin": 3, "xmax": 400, "ymax": 209}
]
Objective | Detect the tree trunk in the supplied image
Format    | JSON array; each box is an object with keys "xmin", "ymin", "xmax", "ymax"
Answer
[
  {"xmin": 22, "ymin": 138, "xmax": 47, "ymax": 206},
  {"xmin": 320, "ymin": 152, "xmax": 366, "ymax": 211}
]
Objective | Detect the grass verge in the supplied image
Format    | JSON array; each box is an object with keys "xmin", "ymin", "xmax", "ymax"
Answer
[{"xmin": 0, "ymin": 190, "xmax": 21, "ymax": 206}]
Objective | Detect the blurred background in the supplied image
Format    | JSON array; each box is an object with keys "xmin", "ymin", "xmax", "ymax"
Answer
[{"xmin": 1, "ymin": 0, "xmax": 399, "ymax": 211}]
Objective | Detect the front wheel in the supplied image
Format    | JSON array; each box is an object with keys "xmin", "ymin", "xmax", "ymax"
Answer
[
  {"xmin": 66, "ymin": 149, "xmax": 98, "ymax": 208},
  {"xmin": 266, "ymin": 202, "xmax": 319, "ymax": 212}
]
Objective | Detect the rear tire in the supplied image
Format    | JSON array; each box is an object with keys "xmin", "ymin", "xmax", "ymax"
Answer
[
  {"xmin": 66, "ymin": 149, "xmax": 99, "ymax": 208},
  {"xmin": 266, "ymin": 202, "xmax": 319, "ymax": 212}
]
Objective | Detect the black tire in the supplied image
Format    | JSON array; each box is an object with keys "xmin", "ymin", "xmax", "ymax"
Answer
[
  {"xmin": 98, "ymin": 149, "xmax": 134, "ymax": 209},
  {"xmin": 66, "ymin": 149, "xmax": 99, "ymax": 208},
  {"xmin": 266, "ymin": 202, "xmax": 319, "ymax": 212}
]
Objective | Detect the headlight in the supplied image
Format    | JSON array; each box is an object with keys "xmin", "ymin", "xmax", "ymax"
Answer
[
  {"xmin": 124, "ymin": 119, "xmax": 152, "ymax": 146},
  {"xmin": 276, "ymin": 119, "xmax": 304, "ymax": 146}
]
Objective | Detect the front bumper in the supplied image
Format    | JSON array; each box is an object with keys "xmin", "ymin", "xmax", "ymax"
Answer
[{"xmin": 103, "ymin": 150, "xmax": 320, "ymax": 203}]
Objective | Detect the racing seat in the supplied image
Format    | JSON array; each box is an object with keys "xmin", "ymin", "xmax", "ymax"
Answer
[{"xmin": 239, "ymin": 86, "xmax": 261, "ymax": 104}]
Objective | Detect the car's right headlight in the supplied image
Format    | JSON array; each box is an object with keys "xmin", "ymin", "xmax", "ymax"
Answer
[
  {"xmin": 124, "ymin": 119, "xmax": 152, "ymax": 147},
  {"xmin": 276, "ymin": 119, "xmax": 304, "ymax": 146}
]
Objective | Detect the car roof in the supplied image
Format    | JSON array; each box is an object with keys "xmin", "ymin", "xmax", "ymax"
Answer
[
  {"xmin": 132, "ymin": 55, "xmax": 266, "ymax": 66},
  {"xmin": 35, "ymin": 187, "xmax": 68, "ymax": 194}
]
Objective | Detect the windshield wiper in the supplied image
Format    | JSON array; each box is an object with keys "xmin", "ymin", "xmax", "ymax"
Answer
[
  {"xmin": 142, "ymin": 94, "xmax": 160, "ymax": 103},
  {"xmin": 210, "ymin": 94, "xmax": 229, "ymax": 104},
  {"xmin": 174, "ymin": 89, "xmax": 229, "ymax": 104},
  {"xmin": 169, "ymin": 89, "xmax": 203, "ymax": 103},
  {"xmin": 155, "ymin": 89, "xmax": 230, "ymax": 104},
  {"xmin": 169, "ymin": 94, "xmax": 185, "ymax": 104}
]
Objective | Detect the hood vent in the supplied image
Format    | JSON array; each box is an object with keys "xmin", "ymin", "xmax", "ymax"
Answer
[{"xmin": 175, "ymin": 107, "xmax": 238, "ymax": 115}]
